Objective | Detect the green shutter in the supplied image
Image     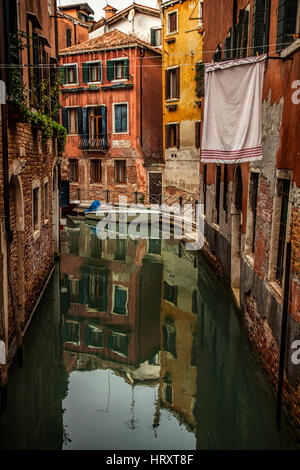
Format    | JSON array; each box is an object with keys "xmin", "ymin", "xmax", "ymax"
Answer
[
  {"xmin": 252, "ymin": 0, "xmax": 266, "ymax": 55},
  {"xmin": 58, "ymin": 66, "xmax": 66, "ymax": 85},
  {"xmin": 75, "ymin": 64, "xmax": 78, "ymax": 84},
  {"xmin": 123, "ymin": 59, "xmax": 129, "ymax": 80},
  {"xmin": 122, "ymin": 335, "xmax": 128, "ymax": 357},
  {"xmin": 82, "ymin": 63, "xmax": 89, "ymax": 83},
  {"xmin": 77, "ymin": 107, "xmax": 83, "ymax": 135},
  {"xmin": 107, "ymin": 60, "xmax": 114, "ymax": 81},
  {"xmin": 276, "ymin": 0, "xmax": 298, "ymax": 51},
  {"xmin": 98, "ymin": 62, "xmax": 102, "ymax": 82},
  {"xmin": 151, "ymin": 28, "xmax": 156, "ymax": 46},
  {"xmin": 61, "ymin": 108, "xmax": 69, "ymax": 133},
  {"xmin": 84, "ymin": 325, "xmax": 92, "ymax": 346}
]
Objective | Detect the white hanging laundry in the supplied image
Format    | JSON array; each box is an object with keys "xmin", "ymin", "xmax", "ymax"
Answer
[
  {"xmin": 201, "ymin": 55, "xmax": 266, "ymax": 164},
  {"xmin": 0, "ymin": 340, "xmax": 6, "ymax": 365}
]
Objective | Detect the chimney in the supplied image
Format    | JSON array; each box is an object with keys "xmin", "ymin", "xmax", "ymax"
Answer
[{"xmin": 103, "ymin": 5, "xmax": 117, "ymax": 20}]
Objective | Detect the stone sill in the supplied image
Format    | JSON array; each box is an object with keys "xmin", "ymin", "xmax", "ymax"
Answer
[
  {"xmin": 243, "ymin": 253, "xmax": 254, "ymax": 268},
  {"xmin": 267, "ymin": 280, "xmax": 283, "ymax": 303},
  {"xmin": 280, "ymin": 39, "xmax": 300, "ymax": 58}
]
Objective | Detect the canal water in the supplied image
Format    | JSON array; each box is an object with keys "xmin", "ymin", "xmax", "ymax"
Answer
[{"xmin": 0, "ymin": 218, "xmax": 298, "ymax": 450}]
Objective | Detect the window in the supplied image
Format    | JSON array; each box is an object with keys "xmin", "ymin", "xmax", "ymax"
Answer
[
  {"xmin": 90, "ymin": 159, "xmax": 102, "ymax": 183},
  {"xmin": 164, "ymin": 281, "xmax": 178, "ymax": 305},
  {"xmin": 167, "ymin": 11, "xmax": 178, "ymax": 34},
  {"xmin": 82, "ymin": 61, "xmax": 102, "ymax": 83},
  {"xmin": 198, "ymin": 0, "xmax": 203, "ymax": 25},
  {"xmin": 151, "ymin": 28, "xmax": 162, "ymax": 46},
  {"xmin": 165, "ymin": 123, "xmax": 180, "ymax": 149},
  {"xmin": 195, "ymin": 121, "xmax": 201, "ymax": 149},
  {"xmin": 44, "ymin": 181, "xmax": 49, "ymax": 220},
  {"xmin": 89, "ymin": 107, "xmax": 103, "ymax": 138},
  {"xmin": 115, "ymin": 160, "xmax": 126, "ymax": 183},
  {"xmin": 148, "ymin": 239, "xmax": 162, "ymax": 255},
  {"xmin": 68, "ymin": 108, "xmax": 78, "ymax": 134},
  {"xmin": 113, "ymin": 285, "xmax": 128, "ymax": 315},
  {"xmin": 215, "ymin": 166, "xmax": 221, "ymax": 225},
  {"xmin": 114, "ymin": 239, "xmax": 126, "ymax": 261},
  {"xmin": 252, "ymin": 0, "xmax": 270, "ymax": 54},
  {"xmin": 165, "ymin": 67, "xmax": 180, "ymax": 100},
  {"xmin": 223, "ymin": 166, "xmax": 228, "ymax": 213},
  {"xmin": 66, "ymin": 28, "xmax": 72, "ymax": 47},
  {"xmin": 162, "ymin": 322, "xmax": 176, "ymax": 357},
  {"xmin": 85, "ymin": 326, "xmax": 103, "ymax": 349},
  {"xmin": 60, "ymin": 65, "xmax": 78, "ymax": 85},
  {"xmin": 164, "ymin": 384, "xmax": 173, "ymax": 405},
  {"xmin": 69, "ymin": 230, "xmax": 79, "ymax": 255},
  {"xmin": 107, "ymin": 59, "xmax": 129, "ymax": 81},
  {"xmin": 90, "ymin": 235, "xmax": 102, "ymax": 258},
  {"xmin": 64, "ymin": 321, "xmax": 80, "ymax": 344},
  {"xmin": 113, "ymin": 103, "xmax": 128, "ymax": 133},
  {"xmin": 277, "ymin": 0, "xmax": 300, "ymax": 51},
  {"xmin": 276, "ymin": 179, "xmax": 290, "ymax": 285},
  {"xmin": 69, "ymin": 159, "xmax": 79, "ymax": 182},
  {"xmin": 70, "ymin": 279, "xmax": 80, "ymax": 303},
  {"xmin": 108, "ymin": 332, "xmax": 128, "ymax": 357},
  {"xmin": 27, "ymin": 18, "xmax": 39, "ymax": 106},
  {"xmin": 33, "ymin": 187, "xmax": 40, "ymax": 231}
]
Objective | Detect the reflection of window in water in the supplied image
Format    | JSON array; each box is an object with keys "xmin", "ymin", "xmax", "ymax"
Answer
[
  {"xmin": 64, "ymin": 321, "xmax": 80, "ymax": 344},
  {"xmin": 90, "ymin": 270, "xmax": 103, "ymax": 298},
  {"xmin": 113, "ymin": 285, "xmax": 127, "ymax": 315},
  {"xmin": 148, "ymin": 238, "xmax": 162, "ymax": 255},
  {"xmin": 90, "ymin": 235, "xmax": 102, "ymax": 258},
  {"xmin": 162, "ymin": 323, "xmax": 176, "ymax": 358},
  {"xmin": 69, "ymin": 230, "xmax": 79, "ymax": 255},
  {"xmin": 70, "ymin": 279, "xmax": 80, "ymax": 303},
  {"xmin": 85, "ymin": 325, "xmax": 103, "ymax": 349},
  {"xmin": 114, "ymin": 239, "xmax": 126, "ymax": 261},
  {"xmin": 108, "ymin": 332, "xmax": 128, "ymax": 357},
  {"xmin": 163, "ymin": 383, "xmax": 173, "ymax": 405},
  {"xmin": 192, "ymin": 290, "xmax": 198, "ymax": 314},
  {"xmin": 148, "ymin": 352, "xmax": 160, "ymax": 365},
  {"xmin": 164, "ymin": 282, "xmax": 178, "ymax": 306}
]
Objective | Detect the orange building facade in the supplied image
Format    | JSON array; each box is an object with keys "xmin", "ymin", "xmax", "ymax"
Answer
[{"xmin": 59, "ymin": 30, "xmax": 163, "ymax": 204}]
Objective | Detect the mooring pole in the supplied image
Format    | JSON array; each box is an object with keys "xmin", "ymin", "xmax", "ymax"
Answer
[{"xmin": 276, "ymin": 241, "xmax": 292, "ymax": 426}]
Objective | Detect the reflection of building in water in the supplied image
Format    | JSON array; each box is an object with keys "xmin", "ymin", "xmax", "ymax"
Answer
[
  {"xmin": 0, "ymin": 268, "xmax": 68, "ymax": 450},
  {"xmin": 158, "ymin": 239, "xmax": 199, "ymax": 433},
  {"xmin": 60, "ymin": 219, "xmax": 163, "ymax": 384}
]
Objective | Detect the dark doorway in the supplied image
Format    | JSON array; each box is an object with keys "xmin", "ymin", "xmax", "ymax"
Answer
[{"xmin": 149, "ymin": 172, "xmax": 162, "ymax": 205}]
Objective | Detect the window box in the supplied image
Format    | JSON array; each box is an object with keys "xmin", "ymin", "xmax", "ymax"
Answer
[{"xmin": 165, "ymin": 37, "xmax": 176, "ymax": 44}]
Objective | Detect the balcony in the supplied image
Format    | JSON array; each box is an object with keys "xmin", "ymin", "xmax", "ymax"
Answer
[{"xmin": 79, "ymin": 134, "xmax": 108, "ymax": 151}]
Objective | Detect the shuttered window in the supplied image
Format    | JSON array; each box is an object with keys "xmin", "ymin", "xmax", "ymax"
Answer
[
  {"xmin": 113, "ymin": 103, "xmax": 128, "ymax": 133},
  {"xmin": 151, "ymin": 28, "xmax": 162, "ymax": 46},
  {"xmin": 107, "ymin": 59, "xmax": 129, "ymax": 81},
  {"xmin": 108, "ymin": 332, "xmax": 128, "ymax": 356},
  {"xmin": 165, "ymin": 123, "xmax": 180, "ymax": 149},
  {"xmin": 167, "ymin": 11, "xmax": 178, "ymax": 34},
  {"xmin": 63, "ymin": 65, "xmax": 78, "ymax": 84},
  {"xmin": 90, "ymin": 160, "xmax": 102, "ymax": 183},
  {"xmin": 249, "ymin": 172, "xmax": 259, "ymax": 254},
  {"xmin": 164, "ymin": 282, "xmax": 178, "ymax": 305},
  {"xmin": 165, "ymin": 67, "xmax": 180, "ymax": 99},
  {"xmin": 252, "ymin": 0, "xmax": 271, "ymax": 55},
  {"xmin": 82, "ymin": 62, "xmax": 102, "ymax": 83},
  {"xmin": 115, "ymin": 160, "xmax": 126, "ymax": 183},
  {"xmin": 276, "ymin": 0, "xmax": 299, "ymax": 51},
  {"xmin": 236, "ymin": 9, "xmax": 250, "ymax": 57},
  {"xmin": 113, "ymin": 286, "xmax": 128, "ymax": 315},
  {"xmin": 68, "ymin": 159, "xmax": 79, "ymax": 182},
  {"xmin": 195, "ymin": 121, "xmax": 201, "ymax": 149},
  {"xmin": 68, "ymin": 108, "xmax": 78, "ymax": 134}
]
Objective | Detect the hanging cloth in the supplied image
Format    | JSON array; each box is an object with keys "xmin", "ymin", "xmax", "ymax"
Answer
[{"xmin": 201, "ymin": 54, "xmax": 266, "ymax": 164}]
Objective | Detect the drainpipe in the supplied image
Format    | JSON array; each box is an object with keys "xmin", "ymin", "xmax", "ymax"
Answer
[
  {"xmin": 140, "ymin": 48, "xmax": 145, "ymax": 149},
  {"xmin": 54, "ymin": 0, "xmax": 58, "ymax": 58}
]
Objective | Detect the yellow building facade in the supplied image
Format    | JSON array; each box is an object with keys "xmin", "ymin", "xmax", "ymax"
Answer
[{"xmin": 160, "ymin": 0, "xmax": 203, "ymax": 197}]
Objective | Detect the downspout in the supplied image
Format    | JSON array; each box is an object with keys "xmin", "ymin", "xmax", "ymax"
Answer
[
  {"xmin": 54, "ymin": 0, "xmax": 58, "ymax": 58},
  {"xmin": 140, "ymin": 48, "xmax": 145, "ymax": 149}
]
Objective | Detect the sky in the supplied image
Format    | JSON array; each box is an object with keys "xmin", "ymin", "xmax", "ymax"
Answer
[{"xmin": 58, "ymin": 0, "xmax": 159, "ymax": 21}]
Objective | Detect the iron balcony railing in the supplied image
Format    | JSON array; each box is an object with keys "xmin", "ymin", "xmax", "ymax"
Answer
[{"xmin": 79, "ymin": 134, "xmax": 108, "ymax": 151}]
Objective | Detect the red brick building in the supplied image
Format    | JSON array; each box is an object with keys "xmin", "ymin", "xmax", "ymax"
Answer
[
  {"xmin": 58, "ymin": 29, "xmax": 163, "ymax": 204},
  {"xmin": 201, "ymin": 0, "xmax": 300, "ymax": 429},
  {"xmin": 0, "ymin": 0, "xmax": 61, "ymax": 373},
  {"xmin": 57, "ymin": 3, "xmax": 94, "ymax": 51}
]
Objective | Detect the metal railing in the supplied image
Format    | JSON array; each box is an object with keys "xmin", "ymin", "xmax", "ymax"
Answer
[{"xmin": 79, "ymin": 134, "xmax": 108, "ymax": 151}]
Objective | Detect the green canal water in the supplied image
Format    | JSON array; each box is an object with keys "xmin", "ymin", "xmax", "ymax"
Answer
[{"xmin": 0, "ymin": 219, "xmax": 298, "ymax": 450}]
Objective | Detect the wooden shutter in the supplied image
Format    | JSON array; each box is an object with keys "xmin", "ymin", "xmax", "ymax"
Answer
[
  {"xmin": 165, "ymin": 124, "xmax": 170, "ymax": 148},
  {"xmin": 58, "ymin": 66, "xmax": 66, "ymax": 84},
  {"xmin": 107, "ymin": 60, "xmax": 114, "ymax": 81},
  {"xmin": 101, "ymin": 105, "xmax": 107, "ymax": 143},
  {"xmin": 61, "ymin": 108, "xmax": 69, "ymax": 133},
  {"xmin": 175, "ymin": 67, "xmax": 180, "ymax": 98},
  {"xmin": 83, "ymin": 107, "xmax": 89, "ymax": 136},
  {"xmin": 82, "ymin": 63, "xmax": 89, "ymax": 83},
  {"xmin": 176, "ymin": 123, "xmax": 180, "ymax": 149},
  {"xmin": 151, "ymin": 28, "xmax": 156, "ymax": 46},
  {"xmin": 123, "ymin": 59, "xmax": 129, "ymax": 79},
  {"xmin": 98, "ymin": 62, "xmax": 102, "ymax": 82},
  {"xmin": 77, "ymin": 107, "xmax": 83, "ymax": 135},
  {"xmin": 165, "ymin": 70, "xmax": 170, "ymax": 100},
  {"xmin": 195, "ymin": 121, "xmax": 201, "ymax": 149},
  {"xmin": 276, "ymin": 0, "xmax": 298, "ymax": 51}
]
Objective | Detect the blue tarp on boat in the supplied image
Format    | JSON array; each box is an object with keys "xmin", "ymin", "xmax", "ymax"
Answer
[{"xmin": 85, "ymin": 200, "xmax": 101, "ymax": 213}]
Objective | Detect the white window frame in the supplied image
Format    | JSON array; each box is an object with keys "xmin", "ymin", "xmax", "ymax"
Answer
[
  {"xmin": 151, "ymin": 27, "xmax": 162, "ymax": 47},
  {"xmin": 110, "ymin": 57, "xmax": 129, "ymax": 83},
  {"xmin": 166, "ymin": 9, "xmax": 178, "ymax": 35},
  {"xmin": 198, "ymin": 0, "xmax": 203, "ymax": 26},
  {"xmin": 63, "ymin": 63, "xmax": 79, "ymax": 86},
  {"xmin": 84, "ymin": 59, "xmax": 103, "ymax": 85},
  {"xmin": 112, "ymin": 102, "xmax": 129, "ymax": 134},
  {"xmin": 109, "ymin": 330, "xmax": 128, "ymax": 357},
  {"xmin": 64, "ymin": 320, "xmax": 81, "ymax": 346}
]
